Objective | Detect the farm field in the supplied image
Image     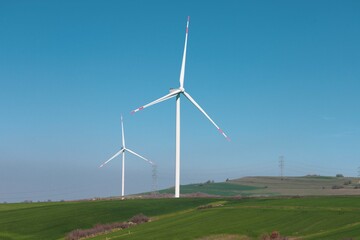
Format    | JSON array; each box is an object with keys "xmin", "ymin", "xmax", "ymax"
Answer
[
  {"xmin": 0, "ymin": 198, "xmax": 214, "ymax": 240},
  {"xmin": 1, "ymin": 196, "xmax": 360, "ymax": 240},
  {"xmin": 157, "ymin": 176, "xmax": 360, "ymax": 197}
]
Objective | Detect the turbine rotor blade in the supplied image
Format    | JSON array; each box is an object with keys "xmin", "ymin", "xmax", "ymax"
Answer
[
  {"xmin": 126, "ymin": 148, "xmax": 154, "ymax": 165},
  {"xmin": 179, "ymin": 16, "xmax": 190, "ymax": 89},
  {"xmin": 99, "ymin": 148, "xmax": 125, "ymax": 168},
  {"xmin": 131, "ymin": 89, "xmax": 181, "ymax": 114},
  {"xmin": 183, "ymin": 91, "xmax": 230, "ymax": 141},
  {"xmin": 121, "ymin": 115, "xmax": 125, "ymax": 148}
]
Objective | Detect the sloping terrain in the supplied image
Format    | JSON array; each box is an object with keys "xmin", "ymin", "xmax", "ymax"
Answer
[
  {"xmin": 1, "ymin": 196, "xmax": 360, "ymax": 240},
  {"xmin": 0, "ymin": 198, "xmax": 214, "ymax": 240},
  {"xmin": 157, "ymin": 176, "xmax": 360, "ymax": 197},
  {"xmin": 230, "ymin": 176, "xmax": 360, "ymax": 196},
  {"xmin": 2, "ymin": 176, "xmax": 360, "ymax": 240},
  {"xmin": 90, "ymin": 196, "xmax": 360, "ymax": 240}
]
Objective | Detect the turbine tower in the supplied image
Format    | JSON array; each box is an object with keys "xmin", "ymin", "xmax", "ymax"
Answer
[
  {"xmin": 131, "ymin": 17, "xmax": 230, "ymax": 198},
  {"xmin": 100, "ymin": 115, "xmax": 155, "ymax": 198}
]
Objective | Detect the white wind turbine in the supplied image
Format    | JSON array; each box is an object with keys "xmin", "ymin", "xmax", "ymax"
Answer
[
  {"xmin": 131, "ymin": 16, "xmax": 230, "ymax": 198},
  {"xmin": 100, "ymin": 115, "xmax": 155, "ymax": 198}
]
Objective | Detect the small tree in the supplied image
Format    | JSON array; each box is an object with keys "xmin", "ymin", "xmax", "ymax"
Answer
[{"xmin": 336, "ymin": 174, "xmax": 344, "ymax": 178}]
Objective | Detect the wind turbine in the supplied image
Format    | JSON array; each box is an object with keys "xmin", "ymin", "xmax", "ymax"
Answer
[
  {"xmin": 131, "ymin": 16, "xmax": 230, "ymax": 198},
  {"xmin": 100, "ymin": 115, "xmax": 155, "ymax": 198}
]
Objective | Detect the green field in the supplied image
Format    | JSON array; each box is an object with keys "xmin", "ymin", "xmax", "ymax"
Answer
[
  {"xmin": 154, "ymin": 176, "xmax": 360, "ymax": 198},
  {"xmin": 1, "ymin": 196, "xmax": 360, "ymax": 240},
  {"xmin": 158, "ymin": 182, "xmax": 264, "ymax": 196},
  {"xmin": 0, "ymin": 198, "xmax": 214, "ymax": 240}
]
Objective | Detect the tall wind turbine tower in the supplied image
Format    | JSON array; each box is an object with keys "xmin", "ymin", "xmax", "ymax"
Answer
[
  {"xmin": 131, "ymin": 17, "xmax": 230, "ymax": 198},
  {"xmin": 100, "ymin": 116, "xmax": 155, "ymax": 198}
]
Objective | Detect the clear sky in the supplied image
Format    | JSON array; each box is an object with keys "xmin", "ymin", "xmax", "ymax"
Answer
[{"xmin": 1, "ymin": 0, "xmax": 359, "ymax": 202}]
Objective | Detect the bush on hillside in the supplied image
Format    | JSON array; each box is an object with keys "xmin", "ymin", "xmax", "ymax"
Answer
[
  {"xmin": 261, "ymin": 231, "xmax": 288, "ymax": 240},
  {"xmin": 197, "ymin": 204, "xmax": 214, "ymax": 210},
  {"xmin": 65, "ymin": 214, "xmax": 149, "ymax": 240},
  {"xmin": 129, "ymin": 213, "xmax": 150, "ymax": 224}
]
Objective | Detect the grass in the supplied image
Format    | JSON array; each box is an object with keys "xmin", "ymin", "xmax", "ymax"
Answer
[
  {"xmin": 158, "ymin": 182, "xmax": 263, "ymax": 196},
  {"xmin": 2, "ymin": 177, "xmax": 360, "ymax": 240},
  {"xmin": 154, "ymin": 176, "xmax": 360, "ymax": 198},
  {"xmin": 89, "ymin": 196, "xmax": 360, "ymax": 240},
  {"xmin": 0, "ymin": 198, "xmax": 215, "ymax": 240},
  {"xmin": 229, "ymin": 176, "xmax": 360, "ymax": 196},
  {"xmin": 2, "ymin": 196, "xmax": 359, "ymax": 239}
]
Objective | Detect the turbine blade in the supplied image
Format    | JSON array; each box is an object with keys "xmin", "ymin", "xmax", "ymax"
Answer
[
  {"xmin": 121, "ymin": 115, "xmax": 125, "ymax": 148},
  {"xmin": 99, "ymin": 148, "xmax": 125, "ymax": 168},
  {"xmin": 126, "ymin": 148, "xmax": 154, "ymax": 165},
  {"xmin": 131, "ymin": 89, "xmax": 181, "ymax": 114},
  {"xmin": 183, "ymin": 91, "xmax": 230, "ymax": 141},
  {"xmin": 179, "ymin": 16, "xmax": 190, "ymax": 89}
]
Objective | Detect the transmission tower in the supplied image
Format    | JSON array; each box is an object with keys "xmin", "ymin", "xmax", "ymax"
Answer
[
  {"xmin": 279, "ymin": 156, "xmax": 284, "ymax": 180},
  {"xmin": 152, "ymin": 164, "xmax": 158, "ymax": 194}
]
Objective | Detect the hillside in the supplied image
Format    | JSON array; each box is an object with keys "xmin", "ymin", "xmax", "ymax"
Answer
[
  {"xmin": 157, "ymin": 176, "xmax": 360, "ymax": 197},
  {"xmin": 0, "ymin": 198, "xmax": 215, "ymax": 240},
  {"xmin": 89, "ymin": 196, "xmax": 360, "ymax": 240},
  {"xmin": 2, "ymin": 176, "xmax": 360, "ymax": 239},
  {"xmin": 2, "ymin": 196, "xmax": 360, "ymax": 239}
]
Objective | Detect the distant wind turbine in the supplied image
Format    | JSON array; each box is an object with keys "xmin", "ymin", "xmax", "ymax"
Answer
[
  {"xmin": 131, "ymin": 16, "xmax": 230, "ymax": 198},
  {"xmin": 100, "ymin": 115, "xmax": 155, "ymax": 198}
]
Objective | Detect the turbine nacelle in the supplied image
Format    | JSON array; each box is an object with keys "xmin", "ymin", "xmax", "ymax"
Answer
[{"xmin": 169, "ymin": 88, "xmax": 184, "ymax": 93}]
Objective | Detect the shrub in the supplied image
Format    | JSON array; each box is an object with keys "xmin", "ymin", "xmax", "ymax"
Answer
[
  {"xmin": 129, "ymin": 213, "xmax": 150, "ymax": 224},
  {"xmin": 197, "ymin": 204, "xmax": 214, "ymax": 210},
  {"xmin": 65, "ymin": 214, "xmax": 148, "ymax": 240},
  {"xmin": 332, "ymin": 185, "xmax": 344, "ymax": 189},
  {"xmin": 261, "ymin": 231, "xmax": 288, "ymax": 240}
]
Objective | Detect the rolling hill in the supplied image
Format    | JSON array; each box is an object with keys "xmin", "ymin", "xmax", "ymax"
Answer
[
  {"xmin": 157, "ymin": 176, "xmax": 360, "ymax": 197},
  {"xmin": 2, "ymin": 176, "xmax": 360, "ymax": 240},
  {"xmin": 2, "ymin": 196, "xmax": 360, "ymax": 239}
]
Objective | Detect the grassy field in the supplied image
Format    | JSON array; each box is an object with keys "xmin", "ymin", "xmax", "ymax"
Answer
[
  {"xmin": 89, "ymin": 196, "xmax": 360, "ymax": 240},
  {"xmin": 154, "ymin": 176, "xmax": 360, "ymax": 198},
  {"xmin": 0, "ymin": 198, "xmax": 215, "ymax": 240},
  {"xmin": 158, "ymin": 182, "xmax": 264, "ymax": 196},
  {"xmin": 1, "ymin": 196, "xmax": 360, "ymax": 240},
  {"xmin": 230, "ymin": 176, "xmax": 360, "ymax": 196}
]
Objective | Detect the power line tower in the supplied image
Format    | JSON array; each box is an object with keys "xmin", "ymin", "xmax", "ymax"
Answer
[
  {"xmin": 279, "ymin": 156, "xmax": 284, "ymax": 180},
  {"xmin": 152, "ymin": 164, "xmax": 158, "ymax": 194}
]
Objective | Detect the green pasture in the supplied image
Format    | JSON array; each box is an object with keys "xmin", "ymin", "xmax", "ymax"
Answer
[
  {"xmin": 1, "ymin": 196, "xmax": 360, "ymax": 239},
  {"xmin": 0, "ymin": 198, "xmax": 214, "ymax": 240},
  {"xmin": 90, "ymin": 196, "xmax": 360, "ymax": 240},
  {"xmin": 158, "ymin": 182, "xmax": 263, "ymax": 196}
]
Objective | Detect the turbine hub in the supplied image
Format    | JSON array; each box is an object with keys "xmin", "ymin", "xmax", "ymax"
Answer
[{"xmin": 169, "ymin": 88, "xmax": 185, "ymax": 93}]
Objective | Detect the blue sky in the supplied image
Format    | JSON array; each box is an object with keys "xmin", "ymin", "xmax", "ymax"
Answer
[{"xmin": 1, "ymin": 0, "xmax": 359, "ymax": 202}]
